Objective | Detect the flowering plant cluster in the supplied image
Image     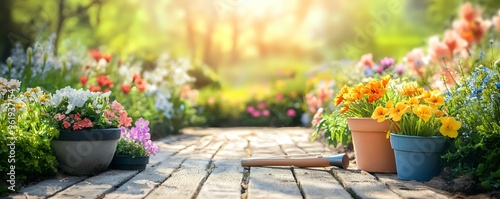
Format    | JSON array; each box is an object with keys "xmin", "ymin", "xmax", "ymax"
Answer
[
  {"xmin": 443, "ymin": 62, "xmax": 500, "ymax": 190},
  {"xmin": 1, "ymin": 78, "xmax": 59, "ymax": 193},
  {"xmin": 312, "ymin": 75, "xmax": 394, "ymax": 146},
  {"xmin": 370, "ymin": 80, "xmax": 461, "ymax": 138},
  {"xmin": 117, "ymin": 118, "xmax": 160, "ymax": 157},
  {"xmin": 47, "ymin": 87, "xmax": 132, "ymax": 130},
  {"xmin": 333, "ymin": 75, "xmax": 392, "ymax": 117}
]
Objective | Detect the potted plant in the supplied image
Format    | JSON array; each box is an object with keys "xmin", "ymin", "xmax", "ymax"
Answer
[
  {"xmin": 371, "ymin": 80, "xmax": 460, "ymax": 181},
  {"xmin": 314, "ymin": 75, "xmax": 398, "ymax": 173},
  {"xmin": 109, "ymin": 118, "xmax": 160, "ymax": 170},
  {"xmin": 47, "ymin": 86, "xmax": 133, "ymax": 175}
]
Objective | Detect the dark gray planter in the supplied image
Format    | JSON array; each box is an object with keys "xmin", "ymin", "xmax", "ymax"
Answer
[
  {"xmin": 51, "ymin": 128, "xmax": 121, "ymax": 175},
  {"xmin": 109, "ymin": 155, "xmax": 149, "ymax": 170}
]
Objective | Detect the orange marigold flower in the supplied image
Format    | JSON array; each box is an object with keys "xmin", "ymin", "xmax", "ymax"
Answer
[
  {"xmin": 334, "ymin": 85, "xmax": 349, "ymax": 106},
  {"xmin": 340, "ymin": 106, "xmax": 349, "ymax": 114}
]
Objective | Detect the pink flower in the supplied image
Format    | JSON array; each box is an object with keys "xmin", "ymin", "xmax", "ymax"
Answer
[
  {"xmin": 428, "ymin": 36, "xmax": 451, "ymax": 61},
  {"xmin": 404, "ymin": 48, "xmax": 427, "ymax": 76},
  {"xmin": 207, "ymin": 97, "xmax": 215, "ymax": 105},
  {"xmin": 275, "ymin": 93, "xmax": 283, "ymax": 100},
  {"xmin": 357, "ymin": 53, "xmax": 375, "ymax": 68},
  {"xmin": 111, "ymin": 100, "xmax": 124, "ymax": 111},
  {"xmin": 453, "ymin": 3, "xmax": 490, "ymax": 45},
  {"xmin": 73, "ymin": 112, "xmax": 82, "ymax": 122},
  {"xmin": 311, "ymin": 108, "xmax": 324, "ymax": 128},
  {"xmin": 443, "ymin": 29, "xmax": 468, "ymax": 55},
  {"xmin": 246, "ymin": 106, "xmax": 255, "ymax": 113},
  {"xmin": 317, "ymin": 87, "xmax": 332, "ymax": 105},
  {"xmin": 493, "ymin": 10, "xmax": 500, "ymax": 32},
  {"xmin": 54, "ymin": 113, "xmax": 66, "ymax": 121},
  {"xmin": 81, "ymin": 118, "xmax": 93, "ymax": 128},
  {"xmin": 286, "ymin": 109, "xmax": 296, "ymax": 117},
  {"xmin": 305, "ymin": 93, "xmax": 319, "ymax": 114},
  {"xmin": 118, "ymin": 110, "xmax": 132, "ymax": 127},
  {"xmin": 257, "ymin": 102, "xmax": 266, "ymax": 110},
  {"xmin": 103, "ymin": 110, "xmax": 115, "ymax": 121},
  {"xmin": 62, "ymin": 120, "xmax": 71, "ymax": 129},
  {"xmin": 262, "ymin": 109, "xmax": 270, "ymax": 117},
  {"xmin": 251, "ymin": 111, "xmax": 261, "ymax": 118}
]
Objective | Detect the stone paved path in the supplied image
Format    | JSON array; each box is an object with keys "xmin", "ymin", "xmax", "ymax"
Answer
[{"xmin": 8, "ymin": 127, "xmax": 453, "ymax": 199}]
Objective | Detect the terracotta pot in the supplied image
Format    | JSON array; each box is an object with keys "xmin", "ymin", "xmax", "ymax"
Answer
[
  {"xmin": 51, "ymin": 128, "xmax": 120, "ymax": 175},
  {"xmin": 347, "ymin": 118, "xmax": 396, "ymax": 173}
]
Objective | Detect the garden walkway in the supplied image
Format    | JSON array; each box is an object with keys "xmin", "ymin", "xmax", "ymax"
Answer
[{"xmin": 9, "ymin": 127, "xmax": 453, "ymax": 199}]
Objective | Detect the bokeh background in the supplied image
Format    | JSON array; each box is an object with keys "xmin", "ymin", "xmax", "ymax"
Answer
[{"xmin": 2, "ymin": 0, "xmax": 500, "ymax": 131}]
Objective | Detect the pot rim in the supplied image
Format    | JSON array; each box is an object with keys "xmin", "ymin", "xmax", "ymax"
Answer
[{"xmin": 54, "ymin": 128, "xmax": 121, "ymax": 141}]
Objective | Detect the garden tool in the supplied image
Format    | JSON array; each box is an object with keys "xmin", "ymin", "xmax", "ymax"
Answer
[{"xmin": 240, "ymin": 153, "xmax": 349, "ymax": 169}]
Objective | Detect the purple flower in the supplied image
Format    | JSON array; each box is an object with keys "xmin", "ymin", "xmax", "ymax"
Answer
[
  {"xmin": 380, "ymin": 57, "xmax": 394, "ymax": 69},
  {"xmin": 286, "ymin": 109, "xmax": 296, "ymax": 117},
  {"xmin": 376, "ymin": 66, "xmax": 384, "ymax": 74},
  {"xmin": 394, "ymin": 64, "xmax": 405, "ymax": 76},
  {"xmin": 119, "ymin": 118, "xmax": 159, "ymax": 156},
  {"xmin": 135, "ymin": 118, "xmax": 149, "ymax": 131}
]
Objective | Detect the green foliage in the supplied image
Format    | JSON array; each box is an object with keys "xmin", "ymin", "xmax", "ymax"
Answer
[
  {"xmin": 311, "ymin": 109, "xmax": 351, "ymax": 147},
  {"xmin": 115, "ymin": 139, "xmax": 146, "ymax": 157},
  {"xmin": 444, "ymin": 62, "xmax": 500, "ymax": 191},
  {"xmin": 0, "ymin": 83, "xmax": 59, "ymax": 196}
]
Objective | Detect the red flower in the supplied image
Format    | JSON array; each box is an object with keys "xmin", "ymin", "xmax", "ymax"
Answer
[
  {"xmin": 89, "ymin": 49, "xmax": 112, "ymax": 63},
  {"xmin": 97, "ymin": 75, "xmax": 108, "ymax": 87},
  {"xmin": 89, "ymin": 49, "xmax": 102, "ymax": 62},
  {"xmin": 89, "ymin": 85, "xmax": 101, "ymax": 92},
  {"xmin": 135, "ymin": 78, "xmax": 147, "ymax": 92},
  {"xmin": 62, "ymin": 120, "xmax": 71, "ymax": 129},
  {"xmin": 102, "ymin": 54, "xmax": 112, "ymax": 63},
  {"xmin": 121, "ymin": 83, "xmax": 131, "ymax": 94},
  {"xmin": 80, "ymin": 76, "xmax": 88, "ymax": 86},
  {"xmin": 132, "ymin": 73, "xmax": 140, "ymax": 82}
]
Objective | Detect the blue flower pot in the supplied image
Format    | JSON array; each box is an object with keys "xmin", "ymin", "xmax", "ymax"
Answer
[{"xmin": 390, "ymin": 133, "xmax": 447, "ymax": 181}]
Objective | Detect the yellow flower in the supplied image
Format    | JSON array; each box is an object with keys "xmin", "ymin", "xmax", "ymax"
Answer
[
  {"xmin": 15, "ymin": 102, "xmax": 24, "ymax": 111},
  {"xmin": 371, "ymin": 106, "xmax": 389, "ymax": 122},
  {"xmin": 435, "ymin": 110, "xmax": 445, "ymax": 117},
  {"xmin": 425, "ymin": 93, "xmax": 445, "ymax": 109},
  {"xmin": 385, "ymin": 100, "xmax": 394, "ymax": 109},
  {"xmin": 413, "ymin": 105, "xmax": 432, "ymax": 122},
  {"xmin": 340, "ymin": 106, "xmax": 349, "ymax": 114},
  {"xmin": 439, "ymin": 117, "xmax": 461, "ymax": 138},
  {"xmin": 381, "ymin": 75, "xmax": 391, "ymax": 87},
  {"xmin": 406, "ymin": 97, "xmax": 419, "ymax": 106},
  {"xmin": 389, "ymin": 102, "xmax": 409, "ymax": 122}
]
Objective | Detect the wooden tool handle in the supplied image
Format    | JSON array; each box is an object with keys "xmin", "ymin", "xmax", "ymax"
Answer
[
  {"xmin": 241, "ymin": 157, "xmax": 331, "ymax": 167},
  {"xmin": 240, "ymin": 154, "xmax": 349, "ymax": 168}
]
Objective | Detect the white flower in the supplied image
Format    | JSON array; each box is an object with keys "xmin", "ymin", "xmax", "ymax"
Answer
[
  {"xmin": 101, "ymin": 91, "xmax": 111, "ymax": 98},
  {"xmin": 8, "ymin": 79, "xmax": 21, "ymax": 90},
  {"xmin": 154, "ymin": 90, "xmax": 173, "ymax": 119},
  {"xmin": 65, "ymin": 104, "xmax": 75, "ymax": 114}
]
